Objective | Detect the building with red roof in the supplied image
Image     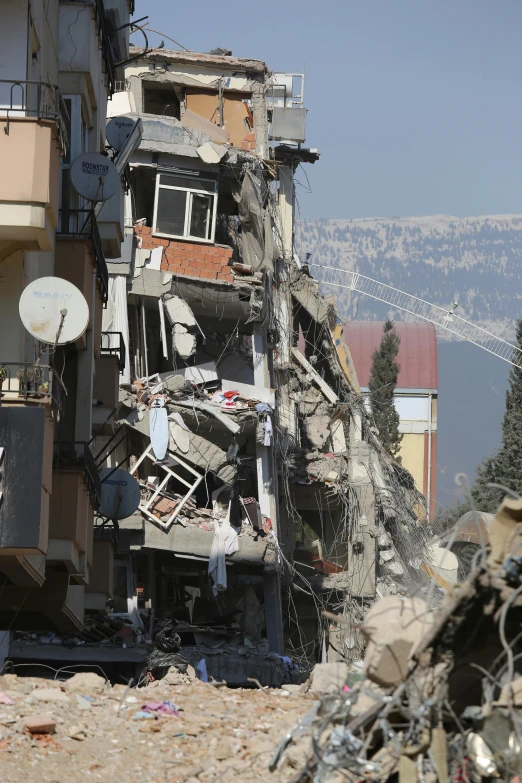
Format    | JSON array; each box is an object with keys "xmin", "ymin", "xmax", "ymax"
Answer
[{"xmin": 345, "ymin": 321, "xmax": 438, "ymax": 518}]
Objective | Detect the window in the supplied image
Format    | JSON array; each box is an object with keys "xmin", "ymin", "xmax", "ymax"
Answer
[
  {"xmin": 152, "ymin": 171, "xmax": 218, "ymax": 243},
  {"xmin": 142, "ymin": 82, "xmax": 180, "ymax": 119}
]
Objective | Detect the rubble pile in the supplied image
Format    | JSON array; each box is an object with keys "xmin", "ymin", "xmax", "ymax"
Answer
[
  {"xmin": 271, "ymin": 496, "xmax": 522, "ymax": 782},
  {"xmin": 0, "ymin": 670, "xmax": 312, "ymax": 783}
]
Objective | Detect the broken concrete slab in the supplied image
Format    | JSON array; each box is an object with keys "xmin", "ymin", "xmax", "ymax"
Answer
[
  {"xmin": 487, "ymin": 496, "xmax": 522, "ymax": 566},
  {"xmin": 142, "ymin": 520, "xmax": 267, "ymax": 564},
  {"xmin": 197, "ymin": 141, "xmax": 227, "ymax": 163},
  {"xmin": 173, "ymin": 323, "xmax": 197, "ymax": 359},
  {"xmin": 292, "ymin": 275, "xmax": 331, "ymax": 325},
  {"xmin": 163, "ymin": 294, "xmax": 197, "ymax": 329},
  {"xmin": 361, "ymin": 596, "xmax": 435, "ymax": 688},
  {"xmin": 309, "ymin": 662, "xmax": 349, "ymax": 693},
  {"xmin": 181, "ymin": 108, "xmax": 230, "ymax": 144}
]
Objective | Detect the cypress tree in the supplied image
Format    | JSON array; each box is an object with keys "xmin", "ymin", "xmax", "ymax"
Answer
[
  {"xmin": 471, "ymin": 318, "xmax": 522, "ymax": 510},
  {"xmin": 368, "ymin": 320, "xmax": 403, "ymax": 460}
]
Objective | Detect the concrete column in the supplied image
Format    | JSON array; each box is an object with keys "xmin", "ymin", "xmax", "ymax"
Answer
[
  {"xmin": 263, "ymin": 571, "xmax": 284, "ymax": 654},
  {"xmin": 251, "ymin": 81, "xmax": 268, "ymax": 159},
  {"xmin": 275, "ymin": 166, "xmax": 297, "ymax": 448},
  {"xmin": 348, "ymin": 443, "xmax": 377, "ymax": 598},
  {"xmin": 253, "ymin": 322, "xmax": 284, "ymax": 653}
]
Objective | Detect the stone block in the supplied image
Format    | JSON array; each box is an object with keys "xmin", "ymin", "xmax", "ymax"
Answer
[
  {"xmin": 361, "ymin": 596, "xmax": 435, "ymax": 688},
  {"xmin": 309, "ymin": 662, "xmax": 349, "ymax": 693},
  {"xmin": 24, "ymin": 714, "xmax": 56, "ymax": 734}
]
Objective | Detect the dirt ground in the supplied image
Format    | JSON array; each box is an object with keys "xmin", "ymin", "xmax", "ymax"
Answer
[{"xmin": 0, "ymin": 669, "xmax": 312, "ymax": 783}]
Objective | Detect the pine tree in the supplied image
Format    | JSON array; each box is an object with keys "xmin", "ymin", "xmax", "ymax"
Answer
[
  {"xmin": 470, "ymin": 319, "xmax": 522, "ymax": 510},
  {"xmin": 368, "ymin": 320, "xmax": 403, "ymax": 460}
]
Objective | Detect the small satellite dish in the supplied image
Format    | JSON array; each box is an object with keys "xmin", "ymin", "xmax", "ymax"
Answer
[
  {"xmin": 98, "ymin": 468, "xmax": 141, "ymax": 519},
  {"xmin": 70, "ymin": 152, "xmax": 119, "ymax": 202},
  {"xmin": 106, "ymin": 116, "xmax": 136, "ymax": 151},
  {"xmin": 19, "ymin": 277, "xmax": 89, "ymax": 345}
]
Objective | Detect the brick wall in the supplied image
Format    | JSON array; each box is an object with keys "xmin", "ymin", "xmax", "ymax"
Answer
[{"xmin": 134, "ymin": 225, "xmax": 233, "ymax": 283}]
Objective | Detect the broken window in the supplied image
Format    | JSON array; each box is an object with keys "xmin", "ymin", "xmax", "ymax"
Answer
[
  {"xmin": 153, "ymin": 172, "xmax": 218, "ymax": 243},
  {"xmin": 142, "ymin": 82, "xmax": 181, "ymax": 119}
]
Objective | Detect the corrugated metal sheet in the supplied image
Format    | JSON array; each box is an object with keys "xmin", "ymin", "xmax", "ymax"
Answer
[{"xmin": 344, "ymin": 321, "xmax": 438, "ymax": 390}]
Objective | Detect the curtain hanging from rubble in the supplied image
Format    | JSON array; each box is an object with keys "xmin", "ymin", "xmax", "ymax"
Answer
[{"xmin": 232, "ymin": 169, "xmax": 277, "ymax": 274}]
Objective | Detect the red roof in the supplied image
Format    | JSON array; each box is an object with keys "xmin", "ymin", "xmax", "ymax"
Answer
[{"xmin": 344, "ymin": 321, "xmax": 438, "ymax": 390}]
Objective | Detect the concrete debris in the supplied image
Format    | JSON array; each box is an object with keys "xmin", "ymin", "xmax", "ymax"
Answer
[
  {"xmin": 163, "ymin": 294, "xmax": 197, "ymax": 329},
  {"xmin": 31, "ymin": 688, "xmax": 70, "ymax": 704},
  {"xmin": 361, "ymin": 595, "xmax": 435, "ymax": 687},
  {"xmin": 23, "ymin": 714, "xmax": 56, "ymax": 735},
  {"xmin": 0, "ymin": 672, "xmax": 312, "ymax": 782},
  {"xmin": 309, "ymin": 662, "xmax": 350, "ymax": 693},
  {"xmin": 63, "ymin": 672, "xmax": 107, "ymax": 695},
  {"xmin": 172, "ymin": 323, "xmax": 197, "ymax": 359},
  {"xmin": 273, "ymin": 494, "xmax": 522, "ymax": 782}
]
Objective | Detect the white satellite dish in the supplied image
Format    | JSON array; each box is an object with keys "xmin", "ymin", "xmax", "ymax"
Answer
[
  {"xmin": 19, "ymin": 277, "xmax": 89, "ymax": 345},
  {"xmin": 98, "ymin": 468, "xmax": 141, "ymax": 519},
  {"xmin": 70, "ymin": 152, "xmax": 119, "ymax": 202},
  {"xmin": 106, "ymin": 116, "xmax": 136, "ymax": 151}
]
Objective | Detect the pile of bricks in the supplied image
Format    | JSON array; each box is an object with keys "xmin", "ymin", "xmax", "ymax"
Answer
[{"xmin": 134, "ymin": 225, "xmax": 233, "ymax": 283}]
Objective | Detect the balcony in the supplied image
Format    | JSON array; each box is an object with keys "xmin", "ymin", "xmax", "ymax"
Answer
[
  {"xmin": 100, "ymin": 331, "xmax": 126, "ymax": 372},
  {"xmin": 0, "ymin": 361, "xmax": 65, "ymax": 419},
  {"xmin": 57, "ymin": 209, "xmax": 109, "ymax": 306},
  {"xmin": 53, "ymin": 440, "xmax": 102, "ymax": 510},
  {"xmin": 0, "ymin": 80, "xmax": 68, "ymax": 252}
]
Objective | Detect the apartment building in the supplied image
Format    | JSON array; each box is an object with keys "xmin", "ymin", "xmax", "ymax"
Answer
[
  {"xmin": 1, "ymin": 31, "xmax": 435, "ymax": 683},
  {"xmin": 0, "ymin": 0, "xmax": 133, "ymax": 635}
]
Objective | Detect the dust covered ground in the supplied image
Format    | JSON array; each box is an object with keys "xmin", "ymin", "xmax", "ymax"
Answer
[{"xmin": 0, "ymin": 669, "xmax": 311, "ymax": 783}]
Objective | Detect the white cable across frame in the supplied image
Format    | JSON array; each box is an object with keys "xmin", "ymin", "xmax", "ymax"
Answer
[{"xmin": 307, "ymin": 262, "xmax": 522, "ymax": 370}]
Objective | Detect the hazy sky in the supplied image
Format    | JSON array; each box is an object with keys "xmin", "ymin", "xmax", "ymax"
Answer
[{"xmin": 135, "ymin": 1, "xmax": 522, "ymax": 220}]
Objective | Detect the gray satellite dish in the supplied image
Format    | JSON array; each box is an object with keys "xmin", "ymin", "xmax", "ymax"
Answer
[
  {"xmin": 106, "ymin": 116, "xmax": 136, "ymax": 151},
  {"xmin": 19, "ymin": 277, "xmax": 89, "ymax": 345},
  {"xmin": 70, "ymin": 152, "xmax": 119, "ymax": 202},
  {"xmin": 98, "ymin": 468, "xmax": 141, "ymax": 519}
]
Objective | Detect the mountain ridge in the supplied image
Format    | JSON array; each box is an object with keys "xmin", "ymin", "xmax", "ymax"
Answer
[{"xmin": 298, "ymin": 213, "xmax": 522, "ymax": 342}]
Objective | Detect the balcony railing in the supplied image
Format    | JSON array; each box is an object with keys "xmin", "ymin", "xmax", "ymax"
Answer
[
  {"xmin": 0, "ymin": 79, "xmax": 69, "ymax": 153},
  {"xmin": 100, "ymin": 331, "xmax": 126, "ymax": 372},
  {"xmin": 53, "ymin": 440, "xmax": 101, "ymax": 509},
  {"xmin": 57, "ymin": 209, "xmax": 109, "ymax": 306},
  {"xmin": 0, "ymin": 362, "xmax": 65, "ymax": 418}
]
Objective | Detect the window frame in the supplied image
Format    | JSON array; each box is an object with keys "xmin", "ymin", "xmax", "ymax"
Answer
[{"xmin": 152, "ymin": 170, "xmax": 218, "ymax": 244}]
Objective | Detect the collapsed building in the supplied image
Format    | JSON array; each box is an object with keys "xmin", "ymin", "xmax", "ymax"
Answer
[{"xmin": 4, "ymin": 41, "xmax": 444, "ymax": 686}]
